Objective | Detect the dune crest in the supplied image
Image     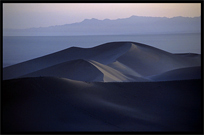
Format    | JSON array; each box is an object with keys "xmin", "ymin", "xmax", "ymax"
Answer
[
  {"xmin": 89, "ymin": 60, "xmax": 147, "ymax": 82},
  {"xmin": 148, "ymin": 66, "xmax": 201, "ymax": 81},
  {"xmin": 2, "ymin": 41, "xmax": 202, "ymax": 132},
  {"xmin": 22, "ymin": 59, "xmax": 104, "ymax": 82},
  {"xmin": 116, "ymin": 43, "xmax": 200, "ymax": 76},
  {"xmin": 3, "ymin": 41, "xmax": 200, "ymax": 82}
]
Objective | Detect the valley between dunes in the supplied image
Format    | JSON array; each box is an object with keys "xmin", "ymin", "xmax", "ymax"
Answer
[{"xmin": 2, "ymin": 42, "xmax": 202, "ymax": 132}]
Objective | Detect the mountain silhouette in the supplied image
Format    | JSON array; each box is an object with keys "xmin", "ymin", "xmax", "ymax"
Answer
[{"xmin": 3, "ymin": 16, "xmax": 201, "ymax": 36}]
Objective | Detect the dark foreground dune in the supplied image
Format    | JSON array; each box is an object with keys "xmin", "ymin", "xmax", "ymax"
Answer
[
  {"xmin": 2, "ymin": 77, "xmax": 202, "ymax": 132},
  {"xmin": 2, "ymin": 41, "xmax": 202, "ymax": 133}
]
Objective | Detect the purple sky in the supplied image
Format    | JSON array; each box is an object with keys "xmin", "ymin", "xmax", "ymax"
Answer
[{"xmin": 3, "ymin": 3, "xmax": 201, "ymax": 29}]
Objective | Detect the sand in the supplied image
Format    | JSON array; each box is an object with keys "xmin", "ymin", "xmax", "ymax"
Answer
[
  {"xmin": 3, "ymin": 42, "xmax": 201, "ymax": 81},
  {"xmin": 21, "ymin": 59, "xmax": 104, "ymax": 82},
  {"xmin": 2, "ymin": 41, "xmax": 201, "ymax": 132},
  {"xmin": 148, "ymin": 66, "xmax": 201, "ymax": 81},
  {"xmin": 2, "ymin": 77, "xmax": 202, "ymax": 132}
]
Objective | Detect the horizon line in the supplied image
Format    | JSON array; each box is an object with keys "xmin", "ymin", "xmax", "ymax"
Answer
[{"xmin": 3, "ymin": 15, "xmax": 201, "ymax": 30}]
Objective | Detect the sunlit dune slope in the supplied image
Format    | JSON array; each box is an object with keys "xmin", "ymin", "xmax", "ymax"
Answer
[
  {"xmin": 3, "ymin": 42, "xmax": 200, "ymax": 81},
  {"xmin": 89, "ymin": 60, "xmax": 148, "ymax": 82},
  {"xmin": 3, "ymin": 42, "xmax": 131, "ymax": 80},
  {"xmin": 21, "ymin": 59, "xmax": 148, "ymax": 82}
]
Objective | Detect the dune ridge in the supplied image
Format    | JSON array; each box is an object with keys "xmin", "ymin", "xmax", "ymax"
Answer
[
  {"xmin": 88, "ymin": 60, "xmax": 148, "ymax": 82},
  {"xmin": 22, "ymin": 58, "xmax": 148, "ymax": 82},
  {"xmin": 2, "ymin": 41, "xmax": 202, "ymax": 132},
  {"xmin": 3, "ymin": 41, "xmax": 201, "ymax": 81},
  {"xmin": 3, "ymin": 42, "xmax": 131, "ymax": 80},
  {"xmin": 115, "ymin": 43, "xmax": 200, "ymax": 76},
  {"xmin": 21, "ymin": 59, "xmax": 104, "ymax": 82},
  {"xmin": 148, "ymin": 66, "xmax": 201, "ymax": 81}
]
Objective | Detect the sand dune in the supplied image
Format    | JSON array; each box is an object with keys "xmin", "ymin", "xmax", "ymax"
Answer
[
  {"xmin": 88, "ymin": 42, "xmax": 131, "ymax": 64},
  {"xmin": 175, "ymin": 53, "xmax": 201, "ymax": 64},
  {"xmin": 2, "ymin": 41, "xmax": 202, "ymax": 132},
  {"xmin": 175, "ymin": 53, "xmax": 201, "ymax": 57},
  {"xmin": 3, "ymin": 42, "xmax": 130, "ymax": 80},
  {"xmin": 2, "ymin": 77, "xmax": 202, "ymax": 132},
  {"xmin": 89, "ymin": 60, "xmax": 148, "ymax": 82},
  {"xmin": 148, "ymin": 66, "xmax": 201, "ymax": 81},
  {"xmin": 107, "ymin": 60, "xmax": 147, "ymax": 80},
  {"xmin": 3, "ymin": 47, "xmax": 86, "ymax": 80},
  {"xmin": 22, "ymin": 59, "xmax": 148, "ymax": 82},
  {"xmin": 3, "ymin": 41, "xmax": 201, "ymax": 81},
  {"xmin": 115, "ymin": 43, "xmax": 200, "ymax": 76},
  {"xmin": 21, "ymin": 59, "xmax": 104, "ymax": 82}
]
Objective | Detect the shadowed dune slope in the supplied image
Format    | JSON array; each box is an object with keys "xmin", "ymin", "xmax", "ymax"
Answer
[
  {"xmin": 3, "ymin": 42, "xmax": 201, "ymax": 81},
  {"xmin": 21, "ymin": 59, "xmax": 104, "ymax": 82},
  {"xmin": 21, "ymin": 59, "xmax": 148, "ymax": 82},
  {"xmin": 116, "ymin": 43, "xmax": 200, "ymax": 76},
  {"xmin": 148, "ymin": 66, "xmax": 201, "ymax": 81},
  {"xmin": 175, "ymin": 53, "xmax": 201, "ymax": 57},
  {"xmin": 3, "ymin": 47, "xmax": 87, "ymax": 80},
  {"xmin": 3, "ymin": 42, "xmax": 131, "ymax": 80},
  {"xmin": 175, "ymin": 53, "xmax": 201, "ymax": 64},
  {"xmin": 2, "ymin": 77, "xmax": 202, "ymax": 132}
]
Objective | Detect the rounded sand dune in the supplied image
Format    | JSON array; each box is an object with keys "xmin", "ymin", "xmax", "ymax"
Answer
[
  {"xmin": 2, "ymin": 77, "xmax": 201, "ymax": 132},
  {"xmin": 22, "ymin": 59, "xmax": 104, "ymax": 82},
  {"xmin": 3, "ymin": 41, "xmax": 201, "ymax": 81},
  {"xmin": 148, "ymin": 66, "xmax": 201, "ymax": 81},
  {"xmin": 115, "ymin": 42, "xmax": 200, "ymax": 76}
]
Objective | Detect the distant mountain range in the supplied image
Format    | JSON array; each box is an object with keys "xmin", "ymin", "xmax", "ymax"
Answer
[{"xmin": 3, "ymin": 16, "xmax": 201, "ymax": 36}]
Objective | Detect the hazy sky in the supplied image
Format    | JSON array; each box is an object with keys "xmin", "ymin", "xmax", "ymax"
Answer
[{"xmin": 3, "ymin": 3, "xmax": 201, "ymax": 29}]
